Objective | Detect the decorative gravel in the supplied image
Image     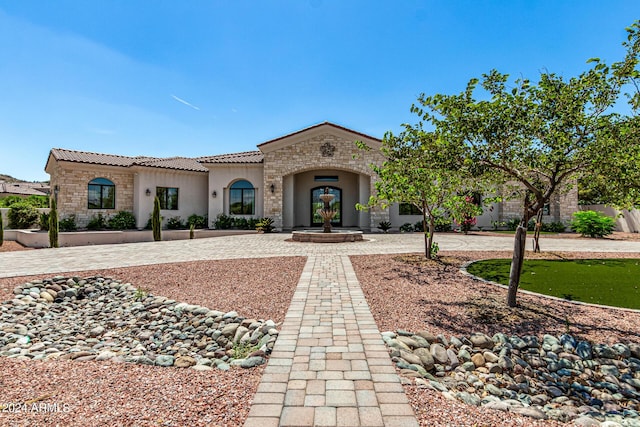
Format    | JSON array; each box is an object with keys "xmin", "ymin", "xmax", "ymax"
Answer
[
  {"xmin": 351, "ymin": 250, "xmax": 640, "ymax": 427},
  {"xmin": 1, "ymin": 247, "xmax": 639, "ymax": 426},
  {"xmin": 0, "ymin": 257, "xmax": 304, "ymax": 427}
]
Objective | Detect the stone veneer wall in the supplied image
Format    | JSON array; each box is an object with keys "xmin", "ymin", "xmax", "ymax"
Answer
[
  {"xmin": 262, "ymin": 133, "xmax": 388, "ymax": 230},
  {"xmin": 499, "ymin": 181, "xmax": 579, "ymax": 224},
  {"xmin": 49, "ymin": 162, "xmax": 134, "ymax": 228}
]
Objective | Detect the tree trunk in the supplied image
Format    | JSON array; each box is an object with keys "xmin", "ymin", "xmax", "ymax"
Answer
[
  {"xmin": 422, "ymin": 207, "xmax": 430, "ymax": 259},
  {"xmin": 428, "ymin": 217, "xmax": 435, "ymax": 259},
  {"xmin": 507, "ymin": 224, "xmax": 527, "ymax": 307},
  {"xmin": 532, "ymin": 208, "xmax": 543, "ymax": 253}
]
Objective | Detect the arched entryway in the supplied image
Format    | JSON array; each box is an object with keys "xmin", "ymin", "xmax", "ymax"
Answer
[{"xmin": 311, "ymin": 186, "xmax": 342, "ymax": 227}]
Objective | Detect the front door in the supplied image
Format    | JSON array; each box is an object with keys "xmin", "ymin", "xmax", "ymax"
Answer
[{"xmin": 311, "ymin": 186, "xmax": 342, "ymax": 227}]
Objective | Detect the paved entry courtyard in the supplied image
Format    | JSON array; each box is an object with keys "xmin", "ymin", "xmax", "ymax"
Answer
[{"xmin": 1, "ymin": 233, "xmax": 639, "ymax": 426}]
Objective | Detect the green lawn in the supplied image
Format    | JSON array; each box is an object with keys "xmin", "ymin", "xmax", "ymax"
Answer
[{"xmin": 466, "ymin": 259, "xmax": 640, "ymax": 309}]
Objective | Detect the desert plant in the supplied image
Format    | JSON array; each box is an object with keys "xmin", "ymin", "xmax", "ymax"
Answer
[
  {"xmin": 399, "ymin": 222, "xmax": 414, "ymax": 233},
  {"xmin": 0, "ymin": 210, "xmax": 3, "ymax": 246},
  {"xmin": 48, "ymin": 197, "xmax": 59, "ymax": 248},
  {"xmin": 189, "ymin": 223, "xmax": 195, "ymax": 239},
  {"xmin": 187, "ymin": 214, "xmax": 207, "ymax": 229},
  {"xmin": 8, "ymin": 202, "xmax": 39, "ymax": 229},
  {"xmin": 255, "ymin": 217, "xmax": 274, "ymax": 233},
  {"xmin": 39, "ymin": 211, "xmax": 50, "ymax": 231},
  {"xmin": 108, "ymin": 211, "xmax": 136, "ymax": 230},
  {"xmin": 87, "ymin": 213, "xmax": 108, "ymax": 230},
  {"xmin": 152, "ymin": 196, "xmax": 161, "ymax": 241},
  {"xmin": 377, "ymin": 220, "xmax": 392, "ymax": 233},
  {"xmin": 59, "ymin": 215, "xmax": 77, "ymax": 232},
  {"xmin": 570, "ymin": 210, "xmax": 616, "ymax": 238}
]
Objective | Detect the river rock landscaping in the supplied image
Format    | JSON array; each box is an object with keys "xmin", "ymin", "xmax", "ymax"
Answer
[
  {"xmin": 384, "ymin": 329, "xmax": 640, "ymax": 426},
  {"xmin": 0, "ymin": 276, "xmax": 279, "ymax": 370}
]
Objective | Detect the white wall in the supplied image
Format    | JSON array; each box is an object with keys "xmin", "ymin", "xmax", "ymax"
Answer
[{"xmin": 133, "ymin": 170, "xmax": 208, "ymax": 229}]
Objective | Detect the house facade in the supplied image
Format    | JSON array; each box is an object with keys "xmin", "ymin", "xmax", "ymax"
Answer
[{"xmin": 44, "ymin": 122, "xmax": 578, "ymax": 231}]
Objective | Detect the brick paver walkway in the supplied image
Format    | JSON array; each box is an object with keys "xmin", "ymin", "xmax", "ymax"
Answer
[{"xmin": 244, "ymin": 255, "xmax": 419, "ymax": 427}]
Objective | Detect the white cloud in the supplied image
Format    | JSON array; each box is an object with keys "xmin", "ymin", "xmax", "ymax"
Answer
[{"xmin": 171, "ymin": 94, "xmax": 200, "ymax": 110}]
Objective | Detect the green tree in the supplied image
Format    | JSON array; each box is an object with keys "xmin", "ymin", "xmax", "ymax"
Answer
[
  {"xmin": 49, "ymin": 197, "xmax": 59, "ymax": 248},
  {"xmin": 152, "ymin": 196, "xmax": 162, "ymax": 241},
  {"xmin": 414, "ymin": 22, "xmax": 640, "ymax": 307},
  {"xmin": 357, "ymin": 127, "xmax": 487, "ymax": 259}
]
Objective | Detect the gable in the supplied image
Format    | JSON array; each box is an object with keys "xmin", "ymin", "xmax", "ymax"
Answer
[{"xmin": 257, "ymin": 122, "xmax": 381, "ymax": 154}]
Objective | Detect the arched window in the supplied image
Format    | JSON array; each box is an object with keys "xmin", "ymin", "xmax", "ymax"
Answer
[
  {"xmin": 229, "ymin": 180, "xmax": 255, "ymax": 215},
  {"xmin": 88, "ymin": 178, "xmax": 115, "ymax": 209}
]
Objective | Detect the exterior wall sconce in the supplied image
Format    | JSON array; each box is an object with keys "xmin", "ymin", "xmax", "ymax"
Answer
[
  {"xmin": 270, "ymin": 184, "xmax": 275, "ymax": 193},
  {"xmin": 145, "ymin": 188, "xmax": 151, "ymax": 197},
  {"xmin": 212, "ymin": 190, "xmax": 217, "ymax": 198}
]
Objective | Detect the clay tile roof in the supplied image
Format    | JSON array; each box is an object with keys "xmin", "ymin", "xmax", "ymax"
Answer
[
  {"xmin": 49, "ymin": 148, "xmax": 207, "ymax": 172},
  {"xmin": 134, "ymin": 157, "xmax": 208, "ymax": 172},
  {"xmin": 50, "ymin": 148, "xmax": 142, "ymax": 167},
  {"xmin": 257, "ymin": 121, "xmax": 381, "ymax": 148},
  {"xmin": 0, "ymin": 182, "xmax": 50, "ymax": 196},
  {"xmin": 199, "ymin": 151, "xmax": 264, "ymax": 164}
]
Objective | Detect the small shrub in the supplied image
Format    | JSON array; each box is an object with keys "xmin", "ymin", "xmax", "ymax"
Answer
[
  {"xmin": 234, "ymin": 217, "xmax": 249, "ymax": 230},
  {"xmin": 108, "ymin": 211, "xmax": 136, "ymax": 230},
  {"xmin": 541, "ymin": 221, "xmax": 566, "ymax": 233},
  {"xmin": 505, "ymin": 218, "xmax": 520, "ymax": 231},
  {"xmin": 232, "ymin": 342, "xmax": 259, "ymax": 359},
  {"xmin": 8, "ymin": 202, "xmax": 40, "ymax": 229},
  {"xmin": 189, "ymin": 223, "xmax": 195, "ymax": 239},
  {"xmin": 166, "ymin": 216, "xmax": 185, "ymax": 230},
  {"xmin": 39, "ymin": 212, "xmax": 50, "ymax": 231},
  {"xmin": 434, "ymin": 216, "xmax": 452, "ymax": 232},
  {"xmin": 491, "ymin": 220, "xmax": 506, "ymax": 230},
  {"xmin": 214, "ymin": 214, "xmax": 234, "ymax": 230},
  {"xmin": 399, "ymin": 222, "xmax": 414, "ymax": 233},
  {"xmin": 247, "ymin": 217, "xmax": 260, "ymax": 230},
  {"xmin": 187, "ymin": 214, "xmax": 207, "ymax": 229},
  {"xmin": 256, "ymin": 217, "xmax": 274, "ymax": 233},
  {"xmin": 377, "ymin": 221, "xmax": 392, "ymax": 233},
  {"xmin": 430, "ymin": 241, "xmax": 440, "ymax": 259},
  {"xmin": 570, "ymin": 210, "xmax": 615, "ymax": 238},
  {"xmin": 87, "ymin": 213, "xmax": 108, "ymax": 230},
  {"xmin": 413, "ymin": 221, "xmax": 424, "ymax": 232},
  {"xmin": 59, "ymin": 215, "xmax": 77, "ymax": 232}
]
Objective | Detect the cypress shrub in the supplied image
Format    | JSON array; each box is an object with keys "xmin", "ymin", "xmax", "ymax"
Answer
[
  {"xmin": 49, "ymin": 197, "xmax": 59, "ymax": 248},
  {"xmin": 152, "ymin": 196, "xmax": 162, "ymax": 241}
]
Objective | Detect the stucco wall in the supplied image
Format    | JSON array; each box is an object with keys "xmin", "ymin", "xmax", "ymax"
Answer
[
  {"xmin": 133, "ymin": 169, "xmax": 208, "ymax": 229},
  {"xmin": 204, "ymin": 164, "xmax": 264, "ymax": 227}
]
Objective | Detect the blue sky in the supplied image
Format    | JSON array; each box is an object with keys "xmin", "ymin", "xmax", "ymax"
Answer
[{"xmin": 1, "ymin": 1, "xmax": 638, "ymax": 181}]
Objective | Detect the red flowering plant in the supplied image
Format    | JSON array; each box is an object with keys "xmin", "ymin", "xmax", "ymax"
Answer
[{"xmin": 451, "ymin": 194, "xmax": 482, "ymax": 235}]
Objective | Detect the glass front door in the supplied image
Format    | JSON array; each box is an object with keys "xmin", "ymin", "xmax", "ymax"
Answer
[{"xmin": 311, "ymin": 186, "xmax": 342, "ymax": 227}]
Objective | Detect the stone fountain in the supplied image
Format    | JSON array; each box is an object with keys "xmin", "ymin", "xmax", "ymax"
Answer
[
  {"xmin": 291, "ymin": 187, "xmax": 364, "ymax": 243},
  {"xmin": 317, "ymin": 186, "xmax": 337, "ymax": 233}
]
